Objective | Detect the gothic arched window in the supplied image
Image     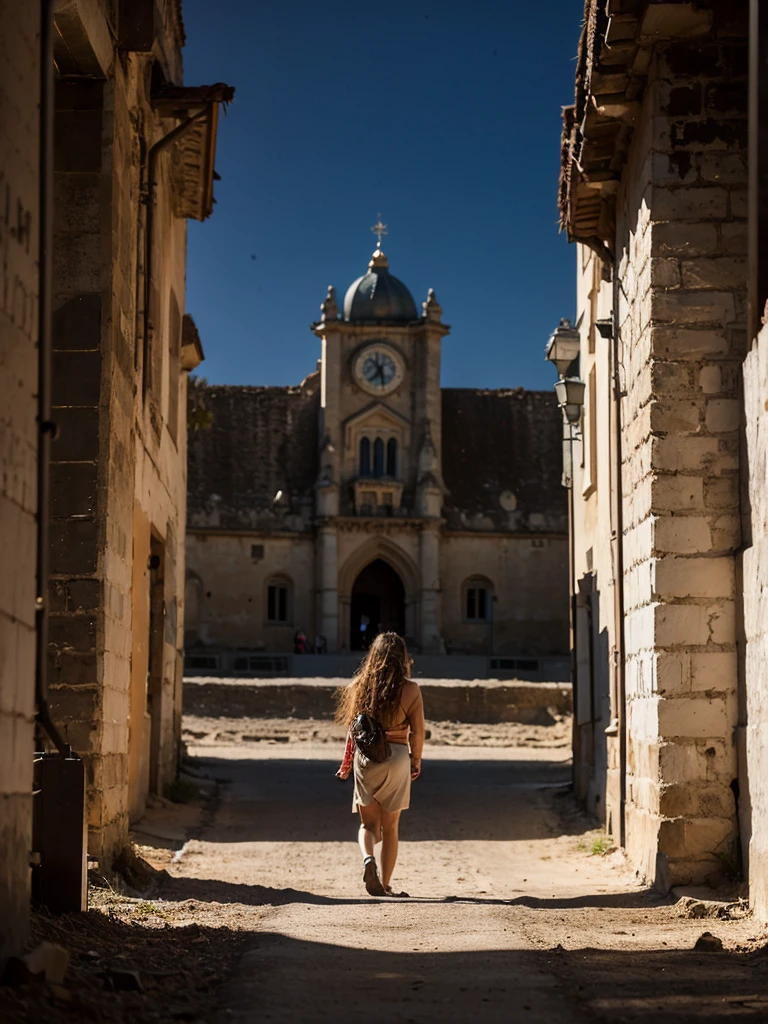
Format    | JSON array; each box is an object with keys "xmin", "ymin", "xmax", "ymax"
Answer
[
  {"xmin": 373, "ymin": 438, "xmax": 384, "ymax": 478},
  {"xmin": 386, "ymin": 438, "xmax": 397, "ymax": 477},
  {"xmin": 359, "ymin": 437, "xmax": 371, "ymax": 477}
]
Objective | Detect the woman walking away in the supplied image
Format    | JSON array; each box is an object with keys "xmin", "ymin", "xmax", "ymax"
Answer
[{"xmin": 335, "ymin": 633, "xmax": 425, "ymax": 897}]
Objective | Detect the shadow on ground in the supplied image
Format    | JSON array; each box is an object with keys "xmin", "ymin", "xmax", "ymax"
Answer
[
  {"xmin": 219, "ymin": 931, "xmax": 768, "ymax": 1023},
  {"xmin": 188, "ymin": 753, "xmax": 575, "ymax": 843},
  {"xmin": 160, "ymin": 873, "xmax": 667, "ymax": 913}
]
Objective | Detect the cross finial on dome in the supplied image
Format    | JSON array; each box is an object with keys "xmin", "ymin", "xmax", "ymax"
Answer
[{"xmin": 371, "ymin": 214, "xmax": 388, "ymax": 249}]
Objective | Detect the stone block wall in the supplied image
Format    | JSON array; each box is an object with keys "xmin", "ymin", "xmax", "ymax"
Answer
[
  {"xmin": 48, "ymin": 74, "xmax": 109, "ymax": 855},
  {"xmin": 618, "ymin": 34, "xmax": 746, "ymax": 889},
  {"xmin": 46, "ymin": 3, "xmax": 191, "ymax": 865},
  {"xmin": 742, "ymin": 311, "xmax": 768, "ymax": 917},
  {"xmin": 0, "ymin": 1, "xmax": 40, "ymax": 962}
]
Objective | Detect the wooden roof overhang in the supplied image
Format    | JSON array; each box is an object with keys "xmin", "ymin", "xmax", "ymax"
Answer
[
  {"xmin": 151, "ymin": 83, "xmax": 235, "ymax": 221},
  {"xmin": 559, "ymin": 1, "xmax": 714, "ymax": 261}
]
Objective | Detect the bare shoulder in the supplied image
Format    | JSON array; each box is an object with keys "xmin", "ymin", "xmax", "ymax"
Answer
[{"xmin": 402, "ymin": 679, "xmax": 422, "ymax": 705}]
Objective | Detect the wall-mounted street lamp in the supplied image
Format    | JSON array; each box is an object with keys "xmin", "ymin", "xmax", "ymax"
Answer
[
  {"xmin": 545, "ymin": 318, "xmax": 581, "ymax": 377},
  {"xmin": 545, "ymin": 318, "xmax": 585, "ymax": 430},
  {"xmin": 554, "ymin": 376, "xmax": 586, "ymax": 425}
]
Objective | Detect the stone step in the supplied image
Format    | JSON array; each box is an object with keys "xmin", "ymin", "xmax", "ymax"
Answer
[{"xmin": 183, "ymin": 677, "xmax": 573, "ymax": 725}]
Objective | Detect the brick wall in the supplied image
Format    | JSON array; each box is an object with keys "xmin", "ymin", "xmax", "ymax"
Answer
[{"xmin": 0, "ymin": 2, "xmax": 40, "ymax": 961}]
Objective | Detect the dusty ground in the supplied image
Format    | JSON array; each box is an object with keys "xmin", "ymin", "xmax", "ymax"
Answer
[
  {"xmin": 182, "ymin": 713, "xmax": 572, "ymax": 750},
  {"xmin": 170, "ymin": 720, "xmax": 767, "ymax": 1023},
  {"xmin": 5, "ymin": 712, "xmax": 768, "ymax": 1022}
]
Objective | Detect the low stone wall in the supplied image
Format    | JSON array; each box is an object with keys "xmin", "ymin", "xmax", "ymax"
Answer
[{"xmin": 183, "ymin": 677, "xmax": 572, "ymax": 725}]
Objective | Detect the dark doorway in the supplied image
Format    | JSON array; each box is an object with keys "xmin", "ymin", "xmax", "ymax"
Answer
[{"xmin": 350, "ymin": 559, "xmax": 405, "ymax": 650}]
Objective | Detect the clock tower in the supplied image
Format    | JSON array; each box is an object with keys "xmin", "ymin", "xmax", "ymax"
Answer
[{"xmin": 311, "ymin": 232, "xmax": 450, "ymax": 653}]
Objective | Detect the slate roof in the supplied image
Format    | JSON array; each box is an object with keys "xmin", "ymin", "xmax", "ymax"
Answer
[
  {"xmin": 187, "ymin": 379, "xmax": 566, "ymax": 535},
  {"xmin": 187, "ymin": 376, "xmax": 319, "ymax": 531},
  {"xmin": 441, "ymin": 388, "xmax": 567, "ymax": 533}
]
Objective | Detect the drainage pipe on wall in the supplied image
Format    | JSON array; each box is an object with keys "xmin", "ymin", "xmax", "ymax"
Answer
[
  {"xmin": 141, "ymin": 106, "xmax": 210, "ymax": 395},
  {"xmin": 36, "ymin": 0, "xmax": 70, "ymax": 757},
  {"xmin": 611, "ymin": 270, "xmax": 627, "ymax": 848}
]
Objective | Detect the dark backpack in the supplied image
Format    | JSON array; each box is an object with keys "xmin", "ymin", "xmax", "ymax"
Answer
[{"xmin": 351, "ymin": 713, "xmax": 392, "ymax": 764}]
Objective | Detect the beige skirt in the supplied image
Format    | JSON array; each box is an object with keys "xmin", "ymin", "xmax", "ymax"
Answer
[{"xmin": 352, "ymin": 742, "xmax": 411, "ymax": 813}]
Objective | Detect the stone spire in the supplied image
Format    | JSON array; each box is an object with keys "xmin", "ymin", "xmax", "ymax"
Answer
[
  {"xmin": 422, "ymin": 287, "xmax": 442, "ymax": 322},
  {"xmin": 320, "ymin": 285, "xmax": 337, "ymax": 322},
  {"xmin": 416, "ymin": 421, "xmax": 444, "ymax": 516}
]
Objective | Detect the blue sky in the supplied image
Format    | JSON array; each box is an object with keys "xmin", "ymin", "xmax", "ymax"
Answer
[{"xmin": 182, "ymin": 1, "xmax": 582, "ymax": 391}]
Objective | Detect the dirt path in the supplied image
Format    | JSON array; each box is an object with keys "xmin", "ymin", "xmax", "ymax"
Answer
[{"xmin": 155, "ymin": 728, "xmax": 768, "ymax": 1023}]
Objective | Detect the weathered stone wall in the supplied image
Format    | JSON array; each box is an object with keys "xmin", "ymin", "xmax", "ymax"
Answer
[
  {"xmin": 618, "ymin": 34, "xmax": 746, "ymax": 889},
  {"xmin": 440, "ymin": 534, "xmax": 568, "ymax": 656},
  {"xmin": 46, "ymin": 1, "xmax": 193, "ymax": 864},
  {"xmin": 570, "ymin": 246, "xmax": 619, "ymax": 831},
  {"xmin": 742, "ymin": 323, "xmax": 768, "ymax": 918},
  {"xmin": 0, "ymin": 0, "xmax": 39, "ymax": 962},
  {"xmin": 186, "ymin": 532, "xmax": 317, "ymax": 649}
]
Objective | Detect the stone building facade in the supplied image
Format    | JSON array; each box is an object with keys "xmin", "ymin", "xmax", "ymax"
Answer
[
  {"xmin": 186, "ymin": 248, "xmax": 569, "ymax": 668},
  {"xmin": 559, "ymin": 0, "xmax": 768, "ymax": 915},
  {"xmin": 0, "ymin": 0, "xmax": 230, "ymax": 961}
]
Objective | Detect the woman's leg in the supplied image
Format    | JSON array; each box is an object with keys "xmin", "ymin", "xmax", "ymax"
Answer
[
  {"xmin": 358, "ymin": 800, "xmax": 382, "ymax": 858},
  {"xmin": 380, "ymin": 809, "xmax": 401, "ymax": 889}
]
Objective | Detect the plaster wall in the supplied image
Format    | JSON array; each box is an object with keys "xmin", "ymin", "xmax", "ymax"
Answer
[{"xmin": 0, "ymin": 0, "xmax": 39, "ymax": 962}]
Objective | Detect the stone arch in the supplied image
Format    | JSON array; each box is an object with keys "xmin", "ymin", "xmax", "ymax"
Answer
[{"xmin": 338, "ymin": 538, "xmax": 420, "ymax": 650}]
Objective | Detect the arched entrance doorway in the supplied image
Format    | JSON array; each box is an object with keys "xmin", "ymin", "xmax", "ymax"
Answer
[{"xmin": 350, "ymin": 559, "xmax": 405, "ymax": 650}]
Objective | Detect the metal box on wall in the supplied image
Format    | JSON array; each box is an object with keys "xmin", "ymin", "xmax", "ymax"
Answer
[{"xmin": 32, "ymin": 754, "xmax": 88, "ymax": 913}]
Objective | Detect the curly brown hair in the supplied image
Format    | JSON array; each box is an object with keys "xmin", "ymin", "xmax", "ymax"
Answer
[{"xmin": 334, "ymin": 632, "xmax": 410, "ymax": 728}]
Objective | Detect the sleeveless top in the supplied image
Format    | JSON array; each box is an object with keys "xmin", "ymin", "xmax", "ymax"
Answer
[{"xmin": 383, "ymin": 684, "xmax": 415, "ymax": 745}]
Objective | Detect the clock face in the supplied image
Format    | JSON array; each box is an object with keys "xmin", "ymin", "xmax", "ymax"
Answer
[{"xmin": 353, "ymin": 344, "xmax": 405, "ymax": 396}]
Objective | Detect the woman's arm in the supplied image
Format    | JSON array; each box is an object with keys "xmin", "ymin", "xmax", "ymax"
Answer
[
  {"xmin": 336, "ymin": 732, "xmax": 354, "ymax": 779},
  {"xmin": 405, "ymin": 686, "xmax": 425, "ymax": 780}
]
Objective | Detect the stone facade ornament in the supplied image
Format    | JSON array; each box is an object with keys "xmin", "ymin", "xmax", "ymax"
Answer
[
  {"xmin": 422, "ymin": 287, "xmax": 442, "ymax": 322},
  {"xmin": 320, "ymin": 285, "xmax": 337, "ymax": 321}
]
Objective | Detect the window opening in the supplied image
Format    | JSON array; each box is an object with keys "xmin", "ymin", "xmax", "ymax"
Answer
[
  {"xmin": 359, "ymin": 437, "xmax": 371, "ymax": 477},
  {"xmin": 373, "ymin": 438, "xmax": 384, "ymax": 478},
  {"xmin": 267, "ymin": 582, "xmax": 289, "ymax": 623},
  {"xmin": 386, "ymin": 437, "xmax": 397, "ymax": 476},
  {"xmin": 465, "ymin": 579, "xmax": 491, "ymax": 621}
]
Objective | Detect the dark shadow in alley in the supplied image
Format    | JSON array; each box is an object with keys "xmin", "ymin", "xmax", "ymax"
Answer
[
  {"xmin": 188, "ymin": 753, "xmax": 575, "ymax": 843},
  {"xmin": 217, "ymin": 930, "xmax": 768, "ymax": 1024},
  {"xmin": 160, "ymin": 873, "xmax": 665, "ymax": 912}
]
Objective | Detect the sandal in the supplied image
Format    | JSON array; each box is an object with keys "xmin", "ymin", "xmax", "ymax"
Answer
[
  {"xmin": 363, "ymin": 858, "xmax": 385, "ymax": 896},
  {"xmin": 383, "ymin": 886, "xmax": 410, "ymax": 898}
]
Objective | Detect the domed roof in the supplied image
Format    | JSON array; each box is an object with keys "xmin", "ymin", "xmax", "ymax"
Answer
[{"xmin": 343, "ymin": 249, "xmax": 418, "ymax": 323}]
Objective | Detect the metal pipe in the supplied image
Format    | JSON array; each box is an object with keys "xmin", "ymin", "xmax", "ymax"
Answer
[
  {"xmin": 141, "ymin": 107, "xmax": 210, "ymax": 394},
  {"xmin": 567, "ymin": 424, "xmax": 577, "ymax": 788},
  {"xmin": 611, "ymin": 271, "xmax": 627, "ymax": 848},
  {"xmin": 36, "ymin": 0, "xmax": 70, "ymax": 758}
]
